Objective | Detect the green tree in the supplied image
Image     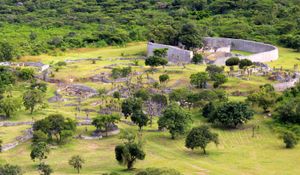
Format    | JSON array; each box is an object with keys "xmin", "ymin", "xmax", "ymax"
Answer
[
  {"xmin": 113, "ymin": 91, "xmax": 121, "ymax": 100},
  {"xmin": 178, "ymin": 23, "xmax": 203, "ymax": 49},
  {"xmin": 69, "ymin": 155, "xmax": 85, "ymax": 174},
  {"xmin": 206, "ymin": 65, "xmax": 224, "ymax": 76},
  {"xmin": 115, "ymin": 131, "xmax": 145, "ymax": 170},
  {"xmin": 225, "ymin": 57, "xmax": 240, "ymax": 71},
  {"xmin": 211, "ymin": 73, "xmax": 227, "ymax": 88},
  {"xmin": 23, "ymin": 89, "xmax": 45, "ymax": 114},
  {"xmin": 210, "ymin": 101, "xmax": 254, "ymax": 128},
  {"xmin": 0, "ymin": 66, "xmax": 16, "ymax": 92},
  {"xmin": 239, "ymin": 59, "xmax": 253, "ymax": 69},
  {"xmin": 190, "ymin": 72, "xmax": 209, "ymax": 88},
  {"xmin": 134, "ymin": 89, "xmax": 150, "ymax": 101},
  {"xmin": 17, "ymin": 68, "xmax": 35, "ymax": 80},
  {"xmin": 159, "ymin": 74, "xmax": 170, "ymax": 83},
  {"xmin": 158, "ymin": 103, "xmax": 192, "ymax": 139},
  {"xmin": 30, "ymin": 142, "xmax": 50, "ymax": 163},
  {"xmin": 191, "ymin": 53, "xmax": 203, "ymax": 64},
  {"xmin": 282, "ymin": 131, "xmax": 299, "ymax": 149},
  {"xmin": 0, "ymin": 164, "xmax": 22, "ymax": 175},
  {"xmin": 131, "ymin": 110, "xmax": 149, "ymax": 131},
  {"xmin": 37, "ymin": 163, "xmax": 53, "ymax": 175},
  {"xmin": 0, "ymin": 42, "xmax": 14, "ymax": 61},
  {"xmin": 145, "ymin": 49, "xmax": 168, "ymax": 69},
  {"xmin": 185, "ymin": 126, "xmax": 219, "ymax": 154},
  {"xmin": 121, "ymin": 98, "xmax": 142, "ymax": 119},
  {"xmin": 0, "ymin": 96, "xmax": 21, "ymax": 118},
  {"xmin": 92, "ymin": 114, "xmax": 120, "ymax": 136}
]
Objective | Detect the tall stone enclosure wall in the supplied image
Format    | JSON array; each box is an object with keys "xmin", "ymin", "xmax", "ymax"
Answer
[
  {"xmin": 203, "ymin": 37, "xmax": 279, "ymax": 64},
  {"xmin": 147, "ymin": 42, "xmax": 194, "ymax": 63}
]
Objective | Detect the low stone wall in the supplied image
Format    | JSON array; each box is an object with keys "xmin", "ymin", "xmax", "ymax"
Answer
[
  {"xmin": 1, "ymin": 128, "xmax": 33, "ymax": 152},
  {"xmin": 203, "ymin": 37, "xmax": 279, "ymax": 65},
  {"xmin": 147, "ymin": 42, "xmax": 193, "ymax": 63}
]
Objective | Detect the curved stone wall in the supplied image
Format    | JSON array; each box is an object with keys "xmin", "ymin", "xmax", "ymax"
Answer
[
  {"xmin": 147, "ymin": 42, "xmax": 193, "ymax": 63},
  {"xmin": 203, "ymin": 37, "xmax": 279, "ymax": 65}
]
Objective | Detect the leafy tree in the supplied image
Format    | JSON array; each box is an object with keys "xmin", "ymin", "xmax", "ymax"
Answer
[
  {"xmin": 112, "ymin": 67, "xmax": 132, "ymax": 79},
  {"xmin": 0, "ymin": 66, "xmax": 16, "ymax": 92},
  {"xmin": 211, "ymin": 73, "xmax": 227, "ymax": 88},
  {"xmin": 0, "ymin": 96, "xmax": 21, "ymax": 118},
  {"xmin": 113, "ymin": 91, "xmax": 121, "ymax": 100},
  {"xmin": 206, "ymin": 65, "xmax": 224, "ymax": 76},
  {"xmin": 178, "ymin": 23, "xmax": 203, "ymax": 49},
  {"xmin": 159, "ymin": 74, "xmax": 170, "ymax": 83},
  {"xmin": 169, "ymin": 88, "xmax": 191, "ymax": 106},
  {"xmin": 282, "ymin": 131, "xmax": 299, "ymax": 149},
  {"xmin": 92, "ymin": 114, "xmax": 120, "ymax": 136},
  {"xmin": 0, "ymin": 42, "xmax": 14, "ymax": 61},
  {"xmin": 134, "ymin": 89, "xmax": 150, "ymax": 101},
  {"xmin": 145, "ymin": 48, "xmax": 168, "ymax": 69},
  {"xmin": 190, "ymin": 72, "xmax": 209, "ymax": 88},
  {"xmin": 33, "ymin": 114, "xmax": 76, "ymax": 144},
  {"xmin": 239, "ymin": 59, "xmax": 253, "ymax": 69},
  {"xmin": 121, "ymin": 98, "xmax": 142, "ymax": 119},
  {"xmin": 158, "ymin": 103, "xmax": 192, "ymax": 139},
  {"xmin": 30, "ymin": 142, "xmax": 50, "ymax": 162},
  {"xmin": 210, "ymin": 102, "xmax": 254, "ymax": 128},
  {"xmin": 115, "ymin": 131, "xmax": 145, "ymax": 170},
  {"xmin": 69, "ymin": 155, "xmax": 85, "ymax": 174},
  {"xmin": 23, "ymin": 89, "xmax": 45, "ymax": 114},
  {"xmin": 30, "ymin": 82, "xmax": 48, "ymax": 93},
  {"xmin": 225, "ymin": 57, "xmax": 240, "ymax": 71},
  {"xmin": 37, "ymin": 163, "xmax": 53, "ymax": 175},
  {"xmin": 0, "ymin": 164, "xmax": 22, "ymax": 175},
  {"xmin": 131, "ymin": 110, "xmax": 149, "ymax": 131},
  {"xmin": 191, "ymin": 53, "xmax": 203, "ymax": 64},
  {"xmin": 32, "ymin": 130, "xmax": 48, "ymax": 144},
  {"xmin": 185, "ymin": 126, "xmax": 219, "ymax": 154},
  {"xmin": 275, "ymin": 98, "xmax": 300, "ymax": 124}
]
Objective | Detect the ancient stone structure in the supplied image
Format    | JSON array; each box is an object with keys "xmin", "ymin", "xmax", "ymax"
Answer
[
  {"xmin": 203, "ymin": 37, "xmax": 279, "ymax": 65},
  {"xmin": 147, "ymin": 42, "xmax": 194, "ymax": 63},
  {"xmin": 147, "ymin": 37, "xmax": 278, "ymax": 65}
]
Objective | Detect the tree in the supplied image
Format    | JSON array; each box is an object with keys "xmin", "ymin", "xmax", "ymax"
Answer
[
  {"xmin": 225, "ymin": 57, "xmax": 240, "ymax": 71},
  {"xmin": 159, "ymin": 74, "xmax": 170, "ymax": 83},
  {"xmin": 0, "ymin": 96, "xmax": 21, "ymax": 118},
  {"xmin": 158, "ymin": 103, "xmax": 192, "ymax": 139},
  {"xmin": 0, "ymin": 164, "xmax": 22, "ymax": 175},
  {"xmin": 113, "ymin": 91, "xmax": 120, "ymax": 100},
  {"xmin": 239, "ymin": 59, "xmax": 252, "ymax": 69},
  {"xmin": 115, "ymin": 131, "xmax": 145, "ymax": 170},
  {"xmin": 275, "ymin": 99, "xmax": 300, "ymax": 124},
  {"xmin": 69, "ymin": 155, "xmax": 85, "ymax": 174},
  {"xmin": 210, "ymin": 101, "xmax": 254, "ymax": 128},
  {"xmin": 190, "ymin": 72, "xmax": 209, "ymax": 88},
  {"xmin": 191, "ymin": 53, "xmax": 203, "ymax": 64},
  {"xmin": 30, "ymin": 142, "xmax": 50, "ymax": 163},
  {"xmin": 131, "ymin": 110, "xmax": 149, "ymax": 131},
  {"xmin": 134, "ymin": 89, "xmax": 150, "ymax": 101},
  {"xmin": 282, "ymin": 131, "xmax": 299, "ymax": 149},
  {"xmin": 178, "ymin": 23, "xmax": 203, "ymax": 49},
  {"xmin": 0, "ymin": 66, "xmax": 16, "ymax": 92},
  {"xmin": 17, "ymin": 68, "xmax": 35, "ymax": 80},
  {"xmin": 0, "ymin": 42, "xmax": 14, "ymax": 61},
  {"xmin": 33, "ymin": 114, "xmax": 76, "ymax": 144},
  {"xmin": 121, "ymin": 98, "xmax": 142, "ymax": 119},
  {"xmin": 206, "ymin": 65, "xmax": 224, "ymax": 76},
  {"xmin": 37, "ymin": 163, "xmax": 53, "ymax": 175},
  {"xmin": 211, "ymin": 73, "xmax": 227, "ymax": 88},
  {"xmin": 92, "ymin": 114, "xmax": 120, "ymax": 136},
  {"xmin": 145, "ymin": 48, "xmax": 168, "ymax": 69},
  {"xmin": 185, "ymin": 126, "xmax": 219, "ymax": 154},
  {"xmin": 169, "ymin": 88, "xmax": 191, "ymax": 106},
  {"xmin": 23, "ymin": 89, "xmax": 45, "ymax": 114}
]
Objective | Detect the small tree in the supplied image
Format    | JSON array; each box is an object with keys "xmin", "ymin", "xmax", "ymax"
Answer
[
  {"xmin": 145, "ymin": 48, "xmax": 168, "ymax": 69},
  {"xmin": 37, "ymin": 163, "xmax": 53, "ymax": 175},
  {"xmin": 131, "ymin": 110, "xmax": 149, "ymax": 131},
  {"xmin": 158, "ymin": 103, "xmax": 192, "ymax": 139},
  {"xmin": 0, "ymin": 42, "xmax": 14, "ymax": 61},
  {"xmin": 239, "ymin": 59, "xmax": 252, "ymax": 69},
  {"xmin": 115, "ymin": 131, "xmax": 145, "ymax": 170},
  {"xmin": 211, "ymin": 73, "xmax": 227, "ymax": 88},
  {"xmin": 134, "ymin": 89, "xmax": 150, "ymax": 101},
  {"xmin": 0, "ymin": 96, "xmax": 21, "ymax": 118},
  {"xmin": 121, "ymin": 98, "xmax": 142, "ymax": 119},
  {"xmin": 185, "ymin": 126, "xmax": 219, "ymax": 154},
  {"xmin": 17, "ymin": 68, "xmax": 35, "ymax": 80},
  {"xmin": 210, "ymin": 102, "xmax": 254, "ymax": 128},
  {"xmin": 159, "ymin": 74, "xmax": 170, "ymax": 84},
  {"xmin": 69, "ymin": 155, "xmax": 85, "ymax": 174},
  {"xmin": 191, "ymin": 54, "xmax": 203, "ymax": 64},
  {"xmin": 190, "ymin": 72, "xmax": 209, "ymax": 88},
  {"xmin": 92, "ymin": 114, "xmax": 120, "ymax": 136},
  {"xmin": 113, "ymin": 91, "xmax": 121, "ymax": 100},
  {"xmin": 282, "ymin": 131, "xmax": 298, "ymax": 149},
  {"xmin": 30, "ymin": 142, "xmax": 50, "ymax": 163},
  {"xmin": 23, "ymin": 89, "xmax": 45, "ymax": 114},
  {"xmin": 225, "ymin": 57, "xmax": 240, "ymax": 71}
]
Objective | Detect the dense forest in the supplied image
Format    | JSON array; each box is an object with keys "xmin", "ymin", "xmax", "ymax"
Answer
[{"xmin": 0, "ymin": 0, "xmax": 300, "ymax": 57}]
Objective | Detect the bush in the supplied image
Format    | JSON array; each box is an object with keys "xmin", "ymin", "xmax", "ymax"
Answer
[
  {"xmin": 239, "ymin": 59, "xmax": 253, "ymax": 69},
  {"xmin": 191, "ymin": 54, "xmax": 203, "ymax": 64},
  {"xmin": 282, "ymin": 131, "xmax": 299, "ymax": 148}
]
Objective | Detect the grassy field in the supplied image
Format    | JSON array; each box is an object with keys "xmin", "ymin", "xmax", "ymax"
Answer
[{"xmin": 1, "ymin": 43, "xmax": 300, "ymax": 175}]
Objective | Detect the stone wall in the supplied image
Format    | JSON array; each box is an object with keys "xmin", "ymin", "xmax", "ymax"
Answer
[
  {"xmin": 203, "ymin": 37, "xmax": 279, "ymax": 65},
  {"xmin": 147, "ymin": 42, "xmax": 193, "ymax": 63}
]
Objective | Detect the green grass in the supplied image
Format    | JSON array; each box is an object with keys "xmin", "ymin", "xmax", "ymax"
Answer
[{"xmin": 268, "ymin": 47, "xmax": 300, "ymax": 70}]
